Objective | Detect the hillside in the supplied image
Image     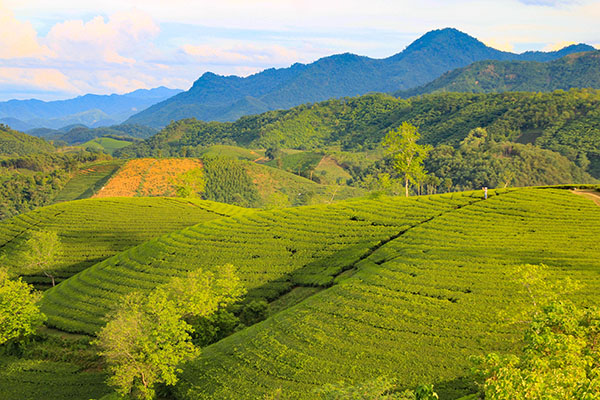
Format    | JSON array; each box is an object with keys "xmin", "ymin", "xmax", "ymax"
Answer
[
  {"xmin": 36, "ymin": 187, "xmax": 600, "ymax": 399},
  {"xmin": 0, "ymin": 197, "xmax": 245, "ymax": 286},
  {"xmin": 0, "ymin": 124, "xmax": 54, "ymax": 156},
  {"xmin": 124, "ymin": 28, "xmax": 592, "ymax": 127},
  {"xmin": 398, "ymin": 50, "xmax": 600, "ymax": 97},
  {"xmin": 0, "ymin": 87, "xmax": 182, "ymax": 130},
  {"xmin": 117, "ymin": 90, "xmax": 600, "ymax": 179},
  {"xmin": 93, "ymin": 158, "xmax": 204, "ymax": 198},
  {"xmin": 52, "ymin": 160, "xmax": 124, "ymax": 202}
]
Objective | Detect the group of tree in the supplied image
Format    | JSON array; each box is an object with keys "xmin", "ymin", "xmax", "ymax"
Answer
[
  {"xmin": 0, "ymin": 151, "xmax": 111, "ymax": 220},
  {"xmin": 114, "ymin": 90, "xmax": 600, "ymax": 179}
]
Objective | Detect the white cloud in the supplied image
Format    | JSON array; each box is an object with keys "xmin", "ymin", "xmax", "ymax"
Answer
[
  {"xmin": 543, "ymin": 40, "xmax": 577, "ymax": 51},
  {"xmin": 0, "ymin": 2, "xmax": 53, "ymax": 59},
  {"xmin": 44, "ymin": 9, "xmax": 159, "ymax": 65},
  {"xmin": 0, "ymin": 67, "xmax": 79, "ymax": 93},
  {"xmin": 181, "ymin": 43, "xmax": 301, "ymax": 66}
]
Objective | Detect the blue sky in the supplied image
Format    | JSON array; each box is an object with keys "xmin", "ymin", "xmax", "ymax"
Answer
[{"xmin": 0, "ymin": 0, "xmax": 598, "ymax": 101}]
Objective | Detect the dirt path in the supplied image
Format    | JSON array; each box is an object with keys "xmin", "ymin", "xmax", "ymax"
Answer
[{"xmin": 571, "ymin": 189, "xmax": 600, "ymax": 206}]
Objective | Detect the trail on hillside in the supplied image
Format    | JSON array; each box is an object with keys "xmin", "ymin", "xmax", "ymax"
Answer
[{"xmin": 571, "ymin": 189, "xmax": 600, "ymax": 206}]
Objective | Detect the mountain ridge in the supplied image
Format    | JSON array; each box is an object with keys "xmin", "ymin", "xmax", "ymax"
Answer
[
  {"xmin": 125, "ymin": 28, "xmax": 595, "ymax": 127},
  {"xmin": 0, "ymin": 87, "xmax": 183, "ymax": 130},
  {"xmin": 397, "ymin": 50, "xmax": 600, "ymax": 97}
]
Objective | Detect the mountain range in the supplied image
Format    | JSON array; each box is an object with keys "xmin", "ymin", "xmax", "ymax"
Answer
[
  {"xmin": 397, "ymin": 50, "xmax": 600, "ymax": 97},
  {"xmin": 125, "ymin": 28, "xmax": 594, "ymax": 127},
  {"xmin": 0, "ymin": 87, "xmax": 182, "ymax": 131}
]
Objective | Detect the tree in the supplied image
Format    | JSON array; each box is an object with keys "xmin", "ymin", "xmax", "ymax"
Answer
[
  {"xmin": 0, "ymin": 267, "xmax": 46, "ymax": 346},
  {"xmin": 472, "ymin": 265, "xmax": 597, "ymax": 399},
  {"xmin": 95, "ymin": 265, "xmax": 245, "ymax": 399},
  {"xmin": 382, "ymin": 122, "xmax": 432, "ymax": 197},
  {"xmin": 20, "ymin": 230, "xmax": 62, "ymax": 287}
]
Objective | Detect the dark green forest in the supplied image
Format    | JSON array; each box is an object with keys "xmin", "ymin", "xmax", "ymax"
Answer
[
  {"xmin": 397, "ymin": 50, "xmax": 600, "ymax": 97},
  {"xmin": 0, "ymin": 152, "xmax": 110, "ymax": 220}
]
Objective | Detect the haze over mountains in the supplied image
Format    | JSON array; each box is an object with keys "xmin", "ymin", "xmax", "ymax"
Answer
[
  {"xmin": 125, "ymin": 28, "xmax": 594, "ymax": 128},
  {"xmin": 0, "ymin": 87, "xmax": 182, "ymax": 131}
]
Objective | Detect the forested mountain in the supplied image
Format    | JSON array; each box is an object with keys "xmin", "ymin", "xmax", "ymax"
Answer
[
  {"xmin": 0, "ymin": 87, "xmax": 182, "ymax": 130},
  {"xmin": 0, "ymin": 124, "xmax": 54, "ymax": 156},
  {"xmin": 32, "ymin": 124, "xmax": 158, "ymax": 145},
  {"xmin": 398, "ymin": 50, "xmax": 600, "ymax": 97},
  {"xmin": 125, "ymin": 28, "xmax": 593, "ymax": 127},
  {"xmin": 117, "ymin": 89, "xmax": 600, "ymax": 178}
]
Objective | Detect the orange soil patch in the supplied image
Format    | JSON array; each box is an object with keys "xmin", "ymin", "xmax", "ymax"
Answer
[{"xmin": 94, "ymin": 158, "xmax": 203, "ymax": 198}]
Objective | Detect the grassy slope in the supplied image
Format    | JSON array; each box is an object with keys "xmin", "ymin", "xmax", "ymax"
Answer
[
  {"xmin": 175, "ymin": 188, "xmax": 600, "ymax": 399},
  {"xmin": 0, "ymin": 125, "xmax": 54, "ymax": 156},
  {"xmin": 80, "ymin": 137, "xmax": 133, "ymax": 155},
  {"xmin": 0, "ymin": 197, "xmax": 245, "ymax": 286},
  {"xmin": 245, "ymin": 162, "xmax": 364, "ymax": 206},
  {"xmin": 52, "ymin": 160, "xmax": 124, "ymax": 203},
  {"xmin": 198, "ymin": 144, "xmax": 264, "ymax": 161}
]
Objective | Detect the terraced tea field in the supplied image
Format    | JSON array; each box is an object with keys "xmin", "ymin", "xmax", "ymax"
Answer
[
  {"xmin": 19, "ymin": 187, "xmax": 600, "ymax": 399},
  {"xmin": 52, "ymin": 160, "xmax": 123, "ymax": 203},
  {"xmin": 93, "ymin": 158, "xmax": 203, "ymax": 197},
  {"xmin": 0, "ymin": 197, "xmax": 245, "ymax": 286},
  {"xmin": 175, "ymin": 188, "xmax": 600, "ymax": 399},
  {"xmin": 41, "ymin": 191, "xmax": 482, "ymax": 334}
]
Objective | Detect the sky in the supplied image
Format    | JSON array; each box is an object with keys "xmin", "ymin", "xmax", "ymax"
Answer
[{"xmin": 0, "ymin": 0, "xmax": 598, "ymax": 101}]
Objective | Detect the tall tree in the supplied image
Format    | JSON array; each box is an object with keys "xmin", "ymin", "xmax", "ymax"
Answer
[
  {"xmin": 382, "ymin": 122, "xmax": 432, "ymax": 197},
  {"xmin": 20, "ymin": 230, "xmax": 62, "ymax": 287}
]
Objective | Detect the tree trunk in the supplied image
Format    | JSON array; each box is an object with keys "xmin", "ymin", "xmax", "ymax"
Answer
[{"xmin": 405, "ymin": 176, "xmax": 409, "ymax": 197}]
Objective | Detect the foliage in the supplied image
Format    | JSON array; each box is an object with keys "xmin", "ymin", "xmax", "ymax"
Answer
[
  {"xmin": 0, "ymin": 269, "xmax": 46, "ymax": 346},
  {"xmin": 472, "ymin": 265, "xmax": 598, "ymax": 399},
  {"xmin": 382, "ymin": 122, "xmax": 432, "ymax": 196},
  {"xmin": 116, "ymin": 90, "xmax": 600, "ymax": 182},
  {"xmin": 202, "ymin": 157, "xmax": 260, "ymax": 207},
  {"xmin": 474, "ymin": 301, "xmax": 600, "ymax": 399},
  {"xmin": 95, "ymin": 265, "xmax": 245, "ymax": 399},
  {"xmin": 0, "ymin": 124, "xmax": 54, "ymax": 156},
  {"xmin": 18, "ymin": 230, "xmax": 62, "ymax": 287}
]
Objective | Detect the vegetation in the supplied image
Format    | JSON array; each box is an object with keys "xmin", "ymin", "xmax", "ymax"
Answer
[
  {"xmin": 116, "ymin": 90, "xmax": 600, "ymax": 180},
  {"xmin": 95, "ymin": 265, "xmax": 244, "ymax": 399},
  {"xmin": 81, "ymin": 136, "xmax": 136, "ymax": 155},
  {"xmin": 382, "ymin": 122, "xmax": 432, "ymax": 196},
  {"xmin": 18, "ymin": 231, "xmax": 62, "ymax": 287},
  {"xmin": 202, "ymin": 157, "xmax": 260, "ymax": 207},
  {"xmin": 398, "ymin": 50, "xmax": 600, "ymax": 98},
  {"xmin": 94, "ymin": 158, "xmax": 204, "ymax": 198},
  {"xmin": 0, "ymin": 198, "xmax": 245, "ymax": 286},
  {"xmin": 471, "ymin": 265, "xmax": 600, "ymax": 399},
  {"xmin": 52, "ymin": 160, "xmax": 124, "ymax": 202},
  {"xmin": 0, "ymin": 151, "xmax": 112, "ymax": 220},
  {"xmin": 170, "ymin": 188, "xmax": 600, "ymax": 399},
  {"xmin": 0, "ymin": 268, "xmax": 45, "ymax": 346},
  {"xmin": 0, "ymin": 124, "xmax": 54, "ymax": 156}
]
